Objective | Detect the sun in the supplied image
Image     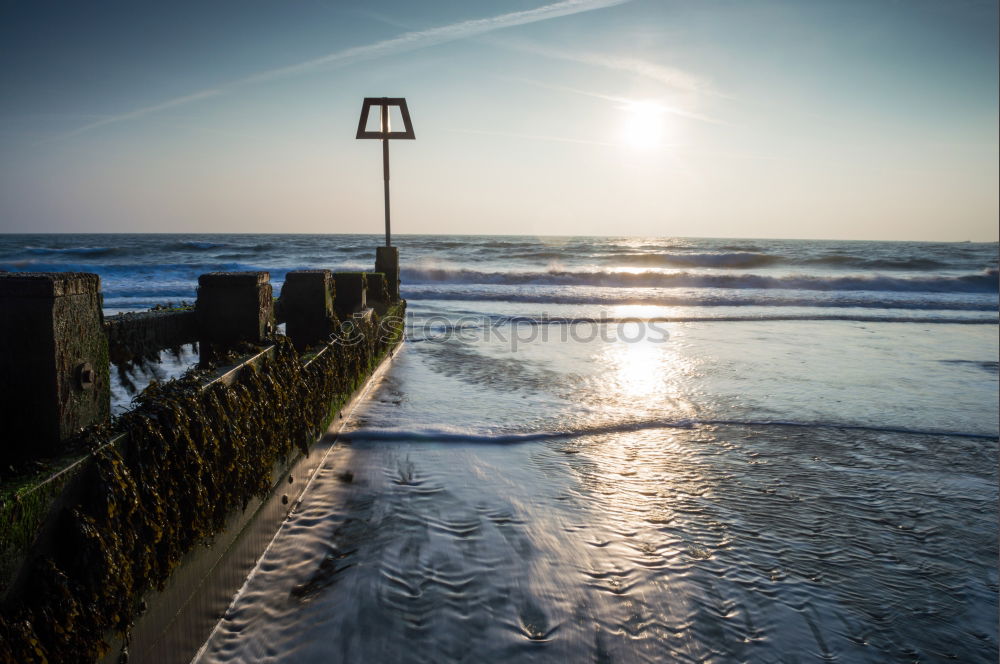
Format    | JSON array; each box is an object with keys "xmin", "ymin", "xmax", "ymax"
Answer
[{"xmin": 619, "ymin": 101, "xmax": 668, "ymax": 150}]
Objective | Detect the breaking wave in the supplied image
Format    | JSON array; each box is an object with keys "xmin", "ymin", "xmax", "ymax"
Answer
[
  {"xmin": 401, "ymin": 267, "xmax": 999, "ymax": 293},
  {"xmin": 605, "ymin": 252, "xmax": 781, "ymax": 268}
]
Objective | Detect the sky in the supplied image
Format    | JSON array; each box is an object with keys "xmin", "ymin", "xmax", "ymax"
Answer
[{"xmin": 0, "ymin": 0, "xmax": 996, "ymax": 241}]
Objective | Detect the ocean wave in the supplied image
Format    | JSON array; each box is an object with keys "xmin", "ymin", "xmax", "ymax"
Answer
[
  {"xmin": 20, "ymin": 240, "xmax": 279, "ymax": 256},
  {"xmin": 213, "ymin": 252, "xmax": 258, "ymax": 260},
  {"xmin": 1, "ymin": 261, "xmax": 256, "ymax": 275},
  {"xmin": 463, "ymin": 240, "xmax": 563, "ymax": 251},
  {"xmin": 505, "ymin": 250, "xmax": 959, "ymax": 271},
  {"xmin": 717, "ymin": 243, "xmax": 763, "ymax": 252},
  {"xmin": 443, "ymin": 239, "xmax": 995, "ymax": 272},
  {"xmin": 101, "ymin": 285, "xmax": 197, "ymax": 298},
  {"xmin": 400, "ymin": 267, "xmax": 999, "ymax": 293},
  {"xmin": 803, "ymin": 255, "xmax": 948, "ymax": 270},
  {"xmin": 506, "ymin": 251, "xmax": 577, "ymax": 261},
  {"xmin": 606, "ymin": 252, "xmax": 781, "ymax": 269},
  {"xmin": 404, "ymin": 313, "xmax": 999, "ymax": 329},
  {"xmin": 340, "ymin": 418, "xmax": 998, "ymax": 445},
  {"xmin": 24, "ymin": 246, "xmax": 124, "ymax": 257},
  {"xmin": 402, "ymin": 288, "xmax": 997, "ymax": 311},
  {"xmin": 163, "ymin": 241, "xmax": 228, "ymax": 251}
]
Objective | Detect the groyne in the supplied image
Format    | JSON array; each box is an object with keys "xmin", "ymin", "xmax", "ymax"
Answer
[{"xmin": 0, "ymin": 247, "xmax": 404, "ymax": 663}]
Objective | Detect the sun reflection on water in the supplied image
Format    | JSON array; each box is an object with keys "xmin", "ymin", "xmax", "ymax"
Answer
[
  {"xmin": 607, "ymin": 336, "xmax": 668, "ymax": 399},
  {"xmin": 581, "ymin": 312, "xmax": 701, "ymax": 427}
]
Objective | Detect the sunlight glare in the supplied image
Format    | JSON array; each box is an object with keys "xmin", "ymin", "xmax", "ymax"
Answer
[{"xmin": 619, "ymin": 101, "xmax": 669, "ymax": 150}]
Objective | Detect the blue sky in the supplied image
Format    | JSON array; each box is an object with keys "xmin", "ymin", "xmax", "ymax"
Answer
[{"xmin": 1, "ymin": 0, "xmax": 996, "ymax": 240}]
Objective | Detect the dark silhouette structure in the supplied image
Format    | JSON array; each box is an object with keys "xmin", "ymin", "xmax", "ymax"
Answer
[{"xmin": 355, "ymin": 97, "xmax": 415, "ymax": 247}]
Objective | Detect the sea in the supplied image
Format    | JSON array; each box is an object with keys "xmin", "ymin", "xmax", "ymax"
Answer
[{"xmin": 1, "ymin": 234, "xmax": 998, "ymax": 662}]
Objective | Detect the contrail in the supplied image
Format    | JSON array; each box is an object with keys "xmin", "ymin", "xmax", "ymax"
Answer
[
  {"xmin": 449, "ymin": 127, "xmax": 621, "ymax": 147},
  {"xmin": 240, "ymin": 0, "xmax": 630, "ymax": 85},
  {"xmin": 58, "ymin": 0, "xmax": 630, "ymax": 139},
  {"xmin": 510, "ymin": 77, "xmax": 726, "ymax": 125},
  {"xmin": 62, "ymin": 90, "xmax": 224, "ymax": 138},
  {"xmin": 492, "ymin": 38, "xmax": 720, "ymax": 97}
]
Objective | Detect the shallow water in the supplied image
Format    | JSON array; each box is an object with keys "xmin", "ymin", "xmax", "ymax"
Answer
[
  {"xmin": 4, "ymin": 233, "xmax": 995, "ymax": 660},
  {"xmin": 197, "ymin": 319, "xmax": 998, "ymax": 663}
]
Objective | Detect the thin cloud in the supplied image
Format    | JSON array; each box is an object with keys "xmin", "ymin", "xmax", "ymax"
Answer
[
  {"xmin": 450, "ymin": 127, "xmax": 620, "ymax": 147},
  {"xmin": 241, "ymin": 0, "xmax": 630, "ymax": 85},
  {"xmin": 510, "ymin": 77, "xmax": 726, "ymax": 125},
  {"xmin": 493, "ymin": 38, "xmax": 718, "ymax": 97},
  {"xmin": 62, "ymin": 90, "xmax": 223, "ymax": 139},
  {"xmin": 57, "ymin": 0, "xmax": 630, "ymax": 139}
]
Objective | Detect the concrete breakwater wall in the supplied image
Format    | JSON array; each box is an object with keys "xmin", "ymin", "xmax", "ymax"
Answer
[{"xmin": 0, "ymin": 247, "xmax": 404, "ymax": 663}]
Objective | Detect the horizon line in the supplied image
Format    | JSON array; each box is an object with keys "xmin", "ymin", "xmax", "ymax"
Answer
[{"xmin": 0, "ymin": 231, "xmax": 995, "ymax": 244}]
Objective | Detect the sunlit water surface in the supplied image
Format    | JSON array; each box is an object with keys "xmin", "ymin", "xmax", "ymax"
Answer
[
  {"xmin": 197, "ymin": 317, "xmax": 997, "ymax": 663},
  {"xmin": 3, "ymin": 234, "xmax": 994, "ymax": 661}
]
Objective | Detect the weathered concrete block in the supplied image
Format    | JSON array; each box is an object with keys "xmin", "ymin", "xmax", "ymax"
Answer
[
  {"xmin": 196, "ymin": 272, "xmax": 273, "ymax": 349},
  {"xmin": 279, "ymin": 270, "xmax": 334, "ymax": 350},
  {"xmin": 0, "ymin": 272, "xmax": 110, "ymax": 463},
  {"xmin": 375, "ymin": 246, "xmax": 400, "ymax": 301},
  {"xmin": 332, "ymin": 272, "xmax": 367, "ymax": 319}
]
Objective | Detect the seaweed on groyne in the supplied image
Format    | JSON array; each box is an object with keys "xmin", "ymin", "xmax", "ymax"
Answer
[{"xmin": 0, "ymin": 302, "xmax": 404, "ymax": 663}]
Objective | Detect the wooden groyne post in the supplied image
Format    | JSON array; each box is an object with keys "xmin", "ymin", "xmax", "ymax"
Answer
[
  {"xmin": 197, "ymin": 271, "xmax": 274, "ymax": 361},
  {"xmin": 376, "ymin": 245, "xmax": 400, "ymax": 301},
  {"xmin": 0, "ymin": 273, "xmax": 110, "ymax": 465},
  {"xmin": 0, "ymin": 249, "xmax": 405, "ymax": 664},
  {"xmin": 280, "ymin": 270, "xmax": 334, "ymax": 350},
  {"xmin": 0, "ymin": 259, "xmax": 395, "ymax": 465}
]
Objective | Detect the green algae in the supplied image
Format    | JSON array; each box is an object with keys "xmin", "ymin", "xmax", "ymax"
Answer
[
  {"xmin": 0, "ymin": 468, "xmax": 79, "ymax": 596},
  {"xmin": 0, "ymin": 302, "xmax": 404, "ymax": 663}
]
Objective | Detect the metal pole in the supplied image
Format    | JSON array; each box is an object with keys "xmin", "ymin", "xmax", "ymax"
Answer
[{"xmin": 381, "ymin": 103, "xmax": 391, "ymax": 247}]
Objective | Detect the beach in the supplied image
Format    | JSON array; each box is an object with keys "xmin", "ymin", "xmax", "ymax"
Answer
[{"xmin": 2, "ymin": 233, "xmax": 997, "ymax": 661}]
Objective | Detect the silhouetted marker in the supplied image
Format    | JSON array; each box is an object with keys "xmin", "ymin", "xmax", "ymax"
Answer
[{"xmin": 356, "ymin": 97, "xmax": 415, "ymax": 247}]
